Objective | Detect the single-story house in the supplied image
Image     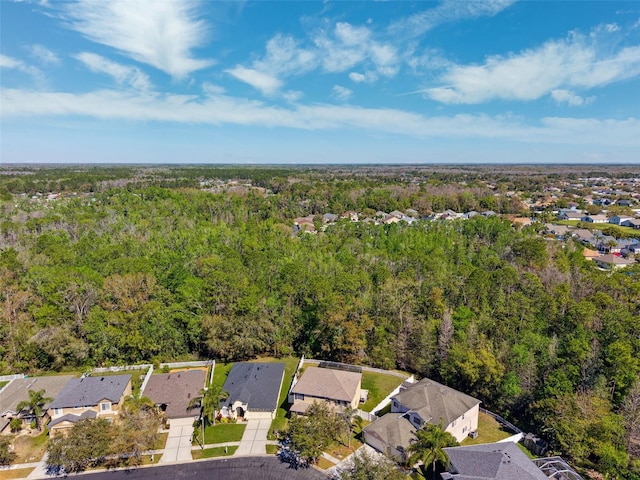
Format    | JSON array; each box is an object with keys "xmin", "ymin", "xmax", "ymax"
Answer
[
  {"xmin": 363, "ymin": 379, "xmax": 480, "ymax": 460},
  {"xmin": 441, "ymin": 442, "xmax": 549, "ymax": 480},
  {"xmin": 0, "ymin": 375, "xmax": 73, "ymax": 434},
  {"xmin": 558, "ymin": 211, "xmax": 583, "ymax": 221},
  {"xmin": 572, "ymin": 229, "xmax": 597, "ymax": 246},
  {"xmin": 222, "ymin": 362, "xmax": 285, "ymax": 420},
  {"xmin": 289, "ymin": 366, "xmax": 361, "ymax": 414},
  {"xmin": 382, "ymin": 214, "xmax": 401, "ymax": 224},
  {"xmin": 323, "ymin": 213, "xmax": 339, "ymax": 224},
  {"xmin": 593, "ymin": 254, "xmax": 635, "ymax": 270},
  {"xmin": 582, "ymin": 248, "xmax": 600, "ymax": 260},
  {"xmin": 47, "ymin": 374, "xmax": 131, "ymax": 437},
  {"xmin": 609, "ymin": 215, "xmax": 632, "ymax": 225},
  {"xmin": 581, "ymin": 214, "xmax": 608, "ymax": 223},
  {"xmin": 621, "ymin": 219, "xmax": 640, "ymax": 229},
  {"xmin": 142, "ymin": 369, "xmax": 206, "ymax": 419},
  {"xmin": 545, "ymin": 224, "xmax": 572, "ymax": 238},
  {"xmin": 389, "ymin": 210, "xmax": 405, "ymax": 220}
]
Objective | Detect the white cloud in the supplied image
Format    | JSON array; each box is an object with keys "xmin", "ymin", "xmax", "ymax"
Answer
[
  {"xmin": 226, "ymin": 66, "xmax": 282, "ymax": 96},
  {"xmin": 74, "ymin": 52, "xmax": 151, "ymax": 90},
  {"xmin": 332, "ymin": 85, "xmax": 353, "ymax": 101},
  {"xmin": 27, "ymin": 44, "xmax": 60, "ymax": 66},
  {"xmin": 282, "ymin": 90, "xmax": 304, "ymax": 103},
  {"xmin": 63, "ymin": 0, "xmax": 213, "ymax": 78},
  {"xmin": 0, "ymin": 54, "xmax": 45, "ymax": 85},
  {"xmin": 349, "ymin": 72, "xmax": 366, "ymax": 83},
  {"xmin": 425, "ymin": 29, "xmax": 640, "ymax": 104},
  {"xmin": 254, "ymin": 34, "xmax": 317, "ymax": 77},
  {"xmin": 202, "ymin": 82, "xmax": 225, "ymax": 96},
  {"xmin": 2, "ymin": 87, "xmax": 639, "ymax": 148},
  {"xmin": 550, "ymin": 89, "xmax": 594, "ymax": 106},
  {"xmin": 390, "ymin": 0, "xmax": 516, "ymax": 39}
]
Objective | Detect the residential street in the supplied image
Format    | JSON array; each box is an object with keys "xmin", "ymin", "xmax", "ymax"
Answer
[{"xmin": 70, "ymin": 457, "xmax": 327, "ymax": 480}]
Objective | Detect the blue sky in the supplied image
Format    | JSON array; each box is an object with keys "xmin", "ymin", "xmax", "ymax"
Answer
[{"xmin": 1, "ymin": 0, "xmax": 640, "ymax": 164}]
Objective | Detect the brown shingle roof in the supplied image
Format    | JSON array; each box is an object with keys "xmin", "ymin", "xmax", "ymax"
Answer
[
  {"xmin": 291, "ymin": 367, "xmax": 361, "ymax": 403},
  {"xmin": 142, "ymin": 370, "xmax": 206, "ymax": 419},
  {"xmin": 393, "ymin": 378, "xmax": 480, "ymax": 426}
]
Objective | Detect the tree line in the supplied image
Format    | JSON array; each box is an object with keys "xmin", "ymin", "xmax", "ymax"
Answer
[{"xmin": 0, "ymin": 168, "xmax": 639, "ymax": 477}]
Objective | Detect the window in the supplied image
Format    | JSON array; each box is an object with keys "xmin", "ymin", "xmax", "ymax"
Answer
[
  {"xmin": 451, "ymin": 420, "xmax": 456, "ymax": 427},
  {"xmin": 463, "ymin": 426, "xmax": 467, "ymax": 433},
  {"xmin": 53, "ymin": 408, "xmax": 63, "ymax": 417},
  {"xmin": 294, "ymin": 393, "xmax": 304, "ymax": 401},
  {"xmin": 100, "ymin": 402, "xmax": 111, "ymax": 412}
]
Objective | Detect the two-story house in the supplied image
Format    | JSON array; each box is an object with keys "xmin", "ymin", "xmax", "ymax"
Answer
[
  {"xmin": 363, "ymin": 379, "xmax": 480, "ymax": 461},
  {"xmin": 47, "ymin": 374, "xmax": 132, "ymax": 436}
]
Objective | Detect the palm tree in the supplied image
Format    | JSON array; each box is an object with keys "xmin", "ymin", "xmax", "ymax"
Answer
[
  {"xmin": 407, "ymin": 423, "xmax": 458, "ymax": 479},
  {"xmin": 188, "ymin": 383, "xmax": 228, "ymax": 427},
  {"xmin": 16, "ymin": 389, "xmax": 53, "ymax": 431}
]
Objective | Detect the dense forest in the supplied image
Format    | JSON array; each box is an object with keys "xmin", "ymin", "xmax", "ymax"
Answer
[{"xmin": 1, "ymin": 166, "xmax": 639, "ymax": 478}]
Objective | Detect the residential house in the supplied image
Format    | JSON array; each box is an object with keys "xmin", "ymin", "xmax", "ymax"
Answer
[
  {"xmin": 545, "ymin": 224, "xmax": 572, "ymax": 239},
  {"xmin": 593, "ymin": 254, "xmax": 635, "ymax": 270},
  {"xmin": 361, "ymin": 412, "xmax": 417, "ymax": 462},
  {"xmin": 609, "ymin": 215, "xmax": 632, "ymax": 225},
  {"xmin": 341, "ymin": 211, "xmax": 359, "ymax": 222},
  {"xmin": 142, "ymin": 369, "xmax": 206, "ymax": 419},
  {"xmin": 481, "ymin": 210, "xmax": 496, "ymax": 217},
  {"xmin": 441, "ymin": 442, "xmax": 549, "ymax": 480},
  {"xmin": 572, "ymin": 229, "xmax": 597, "ymax": 246},
  {"xmin": 405, "ymin": 208, "xmax": 419, "ymax": 218},
  {"xmin": 596, "ymin": 235, "xmax": 619, "ymax": 253},
  {"xmin": 511, "ymin": 217, "xmax": 532, "ymax": 227},
  {"xmin": 463, "ymin": 211, "xmax": 479, "ymax": 219},
  {"xmin": 48, "ymin": 374, "xmax": 131, "ymax": 437},
  {"xmin": 363, "ymin": 379, "xmax": 480, "ymax": 460},
  {"xmin": 382, "ymin": 214, "xmax": 401, "ymax": 224},
  {"xmin": 389, "ymin": 210, "xmax": 405, "ymax": 220},
  {"xmin": 322, "ymin": 213, "xmax": 338, "ymax": 224},
  {"xmin": 617, "ymin": 199, "xmax": 632, "ymax": 207},
  {"xmin": 581, "ymin": 214, "xmax": 608, "ymax": 223},
  {"xmin": 582, "ymin": 248, "xmax": 600, "ymax": 260},
  {"xmin": 621, "ymin": 219, "xmax": 640, "ymax": 229},
  {"xmin": 289, "ymin": 367, "xmax": 361, "ymax": 414},
  {"xmin": 558, "ymin": 211, "xmax": 583, "ymax": 221},
  {"xmin": 0, "ymin": 375, "xmax": 73, "ymax": 434},
  {"xmin": 222, "ymin": 362, "xmax": 285, "ymax": 420}
]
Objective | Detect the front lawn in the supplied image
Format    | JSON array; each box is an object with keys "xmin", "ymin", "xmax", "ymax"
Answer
[
  {"xmin": 266, "ymin": 444, "xmax": 279, "ymax": 454},
  {"xmin": 192, "ymin": 446, "xmax": 238, "ymax": 459},
  {"xmin": 360, "ymin": 371, "xmax": 406, "ymax": 413},
  {"xmin": 461, "ymin": 412, "xmax": 514, "ymax": 445},
  {"xmin": 0, "ymin": 468, "xmax": 36, "ymax": 480},
  {"xmin": 12, "ymin": 430, "xmax": 48, "ymax": 464},
  {"xmin": 194, "ymin": 422, "xmax": 246, "ymax": 445}
]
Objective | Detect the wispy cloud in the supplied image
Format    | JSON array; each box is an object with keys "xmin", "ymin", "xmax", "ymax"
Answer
[
  {"xmin": 2, "ymin": 87, "xmax": 639, "ymax": 148},
  {"xmin": 74, "ymin": 52, "xmax": 152, "ymax": 90},
  {"xmin": 27, "ymin": 44, "xmax": 61, "ymax": 66},
  {"xmin": 63, "ymin": 0, "xmax": 213, "ymax": 78},
  {"xmin": 550, "ymin": 89, "xmax": 594, "ymax": 106},
  {"xmin": 332, "ymin": 85, "xmax": 353, "ymax": 101},
  {"xmin": 0, "ymin": 54, "xmax": 46, "ymax": 86},
  {"xmin": 226, "ymin": 66, "xmax": 282, "ymax": 96},
  {"xmin": 389, "ymin": 0, "xmax": 516, "ymax": 39},
  {"xmin": 425, "ymin": 28, "xmax": 640, "ymax": 104}
]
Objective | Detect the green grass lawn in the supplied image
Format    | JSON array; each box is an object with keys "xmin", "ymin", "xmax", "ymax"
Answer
[
  {"xmin": 360, "ymin": 371, "xmax": 406, "ymax": 413},
  {"xmin": 555, "ymin": 220, "xmax": 640, "ymax": 238},
  {"xmin": 517, "ymin": 443, "xmax": 536, "ymax": 459},
  {"xmin": 461, "ymin": 412, "xmax": 514, "ymax": 446},
  {"xmin": 266, "ymin": 444, "xmax": 279, "ymax": 454},
  {"xmin": 211, "ymin": 362, "xmax": 234, "ymax": 388},
  {"xmin": 194, "ymin": 422, "xmax": 246, "ymax": 445},
  {"xmin": 192, "ymin": 445, "xmax": 238, "ymax": 459}
]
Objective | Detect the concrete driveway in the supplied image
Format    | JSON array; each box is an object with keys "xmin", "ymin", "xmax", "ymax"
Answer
[
  {"xmin": 236, "ymin": 419, "xmax": 271, "ymax": 455},
  {"xmin": 160, "ymin": 417, "xmax": 195, "ymax": 463}
]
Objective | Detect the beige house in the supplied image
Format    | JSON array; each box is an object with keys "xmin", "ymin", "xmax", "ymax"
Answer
[
  {"xmin": 363, "ymin": 379, "xmax": 480, "ymax": 460},
  {"xmin": 593, "ymin": 254, "xmax": 635, "ymax": 270},
  {"xmin": 289, "ymin": 367, "xmax": 361, "ymax": 414},
  {"xmin": 47, "ymin": 374, "xmax": 131, "ymax": 437}
]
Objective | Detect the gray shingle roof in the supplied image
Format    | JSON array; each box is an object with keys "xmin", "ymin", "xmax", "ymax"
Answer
[
  {"xmin": 49, "ymin": 375, "xmax": 131, "ymax": 409},
  {"xmin": 49, "ymin": 409, "xmax": 97, "ymax": 428},
  {"xmin": 393, "ymin": 378, "xmax": 480, "ymax": 426},
  {"xmin": 363, "ymin": 413, "xmax": 417, "ymax": 453},
  {"xmin": 223, "ymin": 363, "xmax": 285, "ymax": 412},
  {"xmin": 142, "ymin": 370, "xmax": 206, "ymax": 419},
  {"xmin": 443, "ymin": 442, "xmax": 548, "ymax": 480},
  {"xmin": 0, "ymin": 375, "xmax": 74, "ymax": 416}
]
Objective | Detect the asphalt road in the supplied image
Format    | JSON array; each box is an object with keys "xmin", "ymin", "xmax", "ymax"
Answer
[{"xmin": 74, "ymin": 457, "xmax": 328, "ymax": 480}]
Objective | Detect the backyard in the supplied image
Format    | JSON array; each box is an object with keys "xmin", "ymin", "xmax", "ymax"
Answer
[
  {"xmin": 461, "ymin": 412, "xmax": 515, "ymax": 445},
  {"xmin": 360, "ymin": 370, "xmax": 406, "ymax": 413}
]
